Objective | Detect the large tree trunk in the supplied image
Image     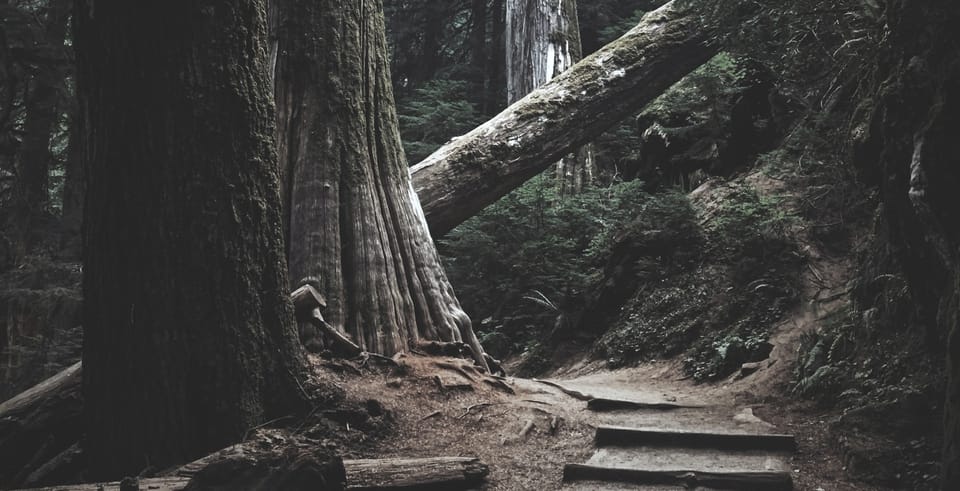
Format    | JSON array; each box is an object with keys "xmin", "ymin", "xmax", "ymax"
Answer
[
  {"xmin": 274, "ymin": 0, "xmax": 488, "ymax": 370},
  {"xmin": 848, "ymin": 0, "xmax": 960, "ymax": 487},
  {"xmin": 75, "ymin": 0, "xmax": 309, "ymax": 479},
  {"xmin": 412, "ymin": 0, "xmax": 718, "ymax": 236},
  {"xmin": 506, "ymin": 0, "xmax": 593, "ymax": 197}
]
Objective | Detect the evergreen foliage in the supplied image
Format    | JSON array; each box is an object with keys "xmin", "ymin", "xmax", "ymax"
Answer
[
  {"xmin": 397, "ymin": 80, "xmax": 485, "ymax": 164},
  {"xmin": 438, "ymin": 176, "xmax": 650, "ymax": 358}
]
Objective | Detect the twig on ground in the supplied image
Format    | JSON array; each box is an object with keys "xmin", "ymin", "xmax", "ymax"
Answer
[
  {"xmin": 519, "ymin": 419, "xmax": 535, "ymax": 438},
  {"xmin": 419, "ymin": 410, "xmax": 442, "ymax": 422}
]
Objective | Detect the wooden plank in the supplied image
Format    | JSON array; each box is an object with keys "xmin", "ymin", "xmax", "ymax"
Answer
[
  {"xmin": 594, "ymin": 426, "xmax": 797, "ymax": 452},
  {"xmin": 562, "ymin": 464, "xmax": 793, "ymax": 491},
  {"xmin": 345, "ymin": 457, "xmax": 488, "ymax": 490}
]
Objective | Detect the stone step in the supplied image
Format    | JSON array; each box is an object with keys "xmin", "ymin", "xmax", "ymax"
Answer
[
  {"xmin": 563, "ymin": 464, "xmax": 793, "ymax": 491},
  {"xmin": 595, "ymin": 426, "xmax": 797, "ymax": 452},
  {"xmin": 584, "ymin": 445, "xmax": 790, "ymax": 474}
]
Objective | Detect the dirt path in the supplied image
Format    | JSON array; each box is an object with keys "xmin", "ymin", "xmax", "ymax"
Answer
[
  {"xmin": 335, "ymin": 345, "xmax": 882, "ymax": 490},
  {"xmin": 332, "ymin": 171, "xmax": 885, "ymax": 490}
]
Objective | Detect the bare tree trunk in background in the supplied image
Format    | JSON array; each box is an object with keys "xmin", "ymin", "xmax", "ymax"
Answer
[
  {"xmin": 468, "ymin": 0, "xmax": 488, "ymax": 109},
  {"xmin": 274, "ymin": 0, "xmax": 488, "ymax": 371},
  {"xmin": 506, "ymin": 0, "xmax": 593, "ymax": 197},
  {"xmin": 60, "ymin": 108, "xmax": 83, "ymax": 259},
  {"xmin": 75, "ymin": 0, "xmax": 309, "ymax": 478},
  {"xmin": 412, "ymin": 0, "xmax": 719, "ymax": 237},
  {"xmin": 487, "ymin": 0, "xmax": 507, "ymax": 115}
]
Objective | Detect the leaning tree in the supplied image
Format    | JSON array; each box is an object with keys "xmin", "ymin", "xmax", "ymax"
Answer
[
  {"xmin": 75, "ymin": 0, "xmax": 308, "ymax": 478},
  {"xmin": 413, "ymin": 0, "xmax": 719, "ymax": 236},
  {"xmin": 273, "ymin": 0, "xmax": 488, "ymax": 370}
]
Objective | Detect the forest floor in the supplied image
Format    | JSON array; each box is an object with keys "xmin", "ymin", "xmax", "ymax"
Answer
[
  {"xmin": 322, "ymin": 171, "xmax": 897, "ymax": 490},
  {"xmin": 332, "ymin": 346, "xmax": 886, "ymax": 490},
  {"xmin": 329, "ymin": 268, "xmax": 891, "ymax": 491}
]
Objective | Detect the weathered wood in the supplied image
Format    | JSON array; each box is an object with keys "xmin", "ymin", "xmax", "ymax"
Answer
[
  {"xmin": 411, "ymin": 0, "xmax": 720, "ymax": 236},
  {"xmin": 20, "ymin": 442, "xmax": 83, "ymax": 488},
  {"xmin": 307, "ymin": 308, "xmax": 362, "ymax": 356},
  {"xmin": 13, "ymin": 477, "xmax": 191, "ymax": 491},
  {"xmin": 0, "ymin": 362, "xmax": 82, "ymax": 487},
  {"xmin": 594, "ymin": 426, "xmax": 797, "ymax": 452},
  {"xmin": 291, "ymin": 284, "xmax": 327, "ymax": 313},
  {"xmin": 0, "ymin": 362, "xmax": 80, "ymax": 416},
  {"xmin": 344, "ymin": 457, "xmax": 488, "ymax": 490},
  {"xmin": 562, "ymin": 464, "xmax": 793, "ymax": 490}
]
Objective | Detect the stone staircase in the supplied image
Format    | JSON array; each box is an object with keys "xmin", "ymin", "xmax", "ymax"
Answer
[{"xmin": 547, "ymin": 379, "xmax": 797, "ymax": 490}]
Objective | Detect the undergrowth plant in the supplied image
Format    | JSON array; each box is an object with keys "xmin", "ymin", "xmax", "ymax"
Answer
[{"xmin": 438, "ymin": 176, "xmax": 651, "ymax": 358}]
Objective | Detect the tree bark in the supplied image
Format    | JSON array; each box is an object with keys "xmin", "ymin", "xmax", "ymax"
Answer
[
  {"xmin": 75, "ymin": 0, "xmax": 309, "ymax": 478},
  {"xmin": 274, "ymin": 0, "xmax": 488, "ymax": 370},
  {"xmin": 486, "ymin": 0, "xmax": 507, "ymax": 115},
  {"xmin": 344, "ymin": 457, "xmax": 488, "ymax": 489},
  {"xmin": 412, "ymin": 0, "xmax": 719, "ymax": 236},
  {"xmin": 468, "ymin": 0, "xmax": 488, "ymax": 109},
  {"xmin": 506, "ymin": 0, "xmax": 594, "ymax": 197}
]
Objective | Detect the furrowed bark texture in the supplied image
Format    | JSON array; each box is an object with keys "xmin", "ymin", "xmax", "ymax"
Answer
[
  {"xmin": 506, "ymin": 0, "xmax": 593, "ymax": 196},
  {"xmin": 850, "ymin": 0, "xmax": 960, "ymax": 486},
  {"xmin": 274, "ymin": 0, "xmax": 487, "ymax": 370},
  {"xmin": 412, "ymin": 0, "xmax": 718, "ymax": 236},
  {"xmin": 75, "ymin": 0, "xmax": 308, "ymax": 478}
]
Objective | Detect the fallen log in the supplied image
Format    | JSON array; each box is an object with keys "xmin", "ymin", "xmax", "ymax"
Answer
[
  {"xmin": 14, "ymin": 457, "xmax": 488, "ymax": 491},
  {"xmin": 13, "ymin": 477, "xmax": 190, "ymax": 491},
  {"xmin": 344, "ymin": 457, "xmax": 488, "ymax": 490},
  {"xmin": 412, "ymin": 0, "xmax": 720, "ymax": 236},
  {"xmin": 0, "ymin": 362, "xmax": 82, "ymax": 488},
  {"xmin": 562, "ymin": 464, "xmax": 792, "ymax": 491},
  {"xmin": 594, "ymin": 426, "xmax": 797, "ymax": 452},
  {"xmin": 19, "ymin": 442, "xmax": 83, "ymax": 488}
]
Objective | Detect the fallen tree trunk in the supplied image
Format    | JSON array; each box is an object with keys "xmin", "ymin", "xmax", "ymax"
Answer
[
  {"xmin": 344, "ymin": 457, "xmax": 488, "ymax": 490},
  {"xmin": 411, "ymin": 0, "xmax": 720, "ymax": 236},
  {"xmin": 0, "ymin": 362, "xmax": 82, "ymax": 488},
  {"xmin": 14, "ymin": 477, "xmax": 191, "ymax": 491}
]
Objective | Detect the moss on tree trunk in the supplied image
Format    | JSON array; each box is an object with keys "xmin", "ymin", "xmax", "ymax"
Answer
[{"xmin": 412, "ymin": 0, "xmax": 720, "ymax": 236}]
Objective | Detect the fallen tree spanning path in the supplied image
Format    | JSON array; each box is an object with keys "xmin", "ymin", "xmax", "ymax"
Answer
[{"xmin": 411, "ymin": 0, "xmax": 720, "ymax": 236}]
